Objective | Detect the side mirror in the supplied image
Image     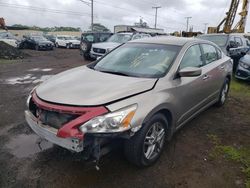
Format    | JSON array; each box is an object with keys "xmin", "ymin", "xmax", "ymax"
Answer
[
  {"xmin": 241, "ymin": 51, "xmax": 247, "ymax": 56},
  {"xmin": 179, "ymin": 67, "xmax": 202, "ymax": 77},
  {"xmin": 227, "ymin": 41, "xmax": 238, "ymax": 50}
]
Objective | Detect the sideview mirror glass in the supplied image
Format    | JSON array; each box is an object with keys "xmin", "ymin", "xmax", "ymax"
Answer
[
  {"xmin": 228, "ymin": 41, "xmax": 238, "ymax": 49},
  {"xmin": 179, "ymin": 67, "xmax": 202, "ymax": 77}
]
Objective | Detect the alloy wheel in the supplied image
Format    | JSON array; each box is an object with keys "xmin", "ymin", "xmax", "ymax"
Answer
[{"xmin": 143, "ymin": 122, "xmax": 165, "ymax": 160}]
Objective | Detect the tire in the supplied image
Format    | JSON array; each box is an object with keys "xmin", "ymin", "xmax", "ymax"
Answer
[
  {"xmin": 215, "ymin": 78, "xmax": 230, "ymax": 107},
  {"xmin": 124, "ymin": 113, "xmax": 168, "ymax": 167}
]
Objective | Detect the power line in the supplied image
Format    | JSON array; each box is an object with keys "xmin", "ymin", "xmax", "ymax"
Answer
[{"xmin": 0, "ymin": 2, "xmax": 92, "ymax": 17}]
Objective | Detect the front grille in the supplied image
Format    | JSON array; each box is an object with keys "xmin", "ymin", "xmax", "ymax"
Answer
[
  {"xmin": 29, "ymin": 99, "xmax": 79, "ymax": 129},
  {"xmin": 93, "ymin": 48, "xmax": 106, "ymax": 54}
]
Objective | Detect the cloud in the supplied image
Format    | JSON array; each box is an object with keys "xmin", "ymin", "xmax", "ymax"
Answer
[{"xmin": 1, "ymin": 0, "xmax": 250, "ymax": 32}]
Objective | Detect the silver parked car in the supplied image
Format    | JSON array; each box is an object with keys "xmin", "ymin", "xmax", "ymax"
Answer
[{"xmin": 25, "ymin": 37, "xmax": 232, "ymax": 167}]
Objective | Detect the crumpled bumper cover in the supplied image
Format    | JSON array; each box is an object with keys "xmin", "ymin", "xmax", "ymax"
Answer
[{"xmin": 25, "ymin": 110, "xmax": 84, "ymax": 152}]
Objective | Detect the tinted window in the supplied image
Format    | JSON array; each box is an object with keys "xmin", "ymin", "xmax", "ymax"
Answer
[
  {"xmin": 202, "ymin": 44, "xmax": 218, "ymax": 64},
  {"xmin": 94, "ymin": 43, "xmax": 181, "ymax": 78},
  {"xmin": 83, "ymin": 34, "xmax": 94, "ymax": 42},
  {"xmin": 99, "ymin": 34, "xmax": 111, "ymax": 42},
  {"xmin": 180, "ymin": 45, "xmax": 203, "ymax": 69},
  {"xmin": 197, "ymin": 35, "xmax": 228, "ymax": 47},
  {"xmin": 234, "ymin": 37, "xmax": 243, "ymax": 46}
]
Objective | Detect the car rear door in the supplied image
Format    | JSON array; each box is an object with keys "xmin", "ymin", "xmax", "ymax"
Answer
[{"xmin": 200, "ymin": 43, "xmax": 226, "ymax": 103}]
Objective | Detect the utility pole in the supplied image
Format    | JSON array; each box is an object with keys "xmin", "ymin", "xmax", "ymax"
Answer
[
  {"xmin": 185, "ymin": 17, "xmax": 192, "ymax": 32},
  {"xmin": 152, "ymin": 6, "xmax": 161, "ymax": 29},
  {"xmin": 91, "ymin": 0, "xmax": 93, "ymax": 31},
  {"xmin": 203, "ymin": 23, "xmax": 208, "ymax": 34},
  {"xmin": 79, "ymin": 0, "xmax": 93, "ymax": 31}
]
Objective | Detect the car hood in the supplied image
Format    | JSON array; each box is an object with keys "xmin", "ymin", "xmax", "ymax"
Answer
[
  {"xmin": 92, "ymin": 42, "xmax": 120, "ymax": 50},
  {"xmin": 239, "ymin": 54, "xmax": 250, "ymax": 65},
  {"xmin": 38, "ymin": 41, "xmax": 53, "ymax": 45},
  {"xmin": 36, "ymin": 66, "xmax": 157, "ymax": 106}
]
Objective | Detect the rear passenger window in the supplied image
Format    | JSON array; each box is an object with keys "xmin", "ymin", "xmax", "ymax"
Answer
[
  {"xmin": 180, "ymin": 45, "xmax": 203, "ymax": 69},
  {"xmin": 201, "ymin": 44, "xmax": 218, "ymax": 65},
  {"xmin": 234, "ymin": 37, "xmax": 243, "ymax": 46}
]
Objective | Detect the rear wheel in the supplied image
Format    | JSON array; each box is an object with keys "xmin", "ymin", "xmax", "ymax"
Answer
[
  {"xmin": 124, "ymin": 113, "xmax": 167, "ymax": 167},
  {"xmin": 215, "ymin": 78, "xmax": 230, "ymax": 107}
]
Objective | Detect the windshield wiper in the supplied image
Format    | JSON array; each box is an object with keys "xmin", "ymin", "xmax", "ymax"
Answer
[{"xmin": 97, "ymin": 70, "xmax": 130, "ymax": 76}]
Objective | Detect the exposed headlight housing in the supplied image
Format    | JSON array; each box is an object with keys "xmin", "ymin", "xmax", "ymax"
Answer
[
  {"xmin": 79, "ymin": 104, "xmax": 137, "ymax": 133},
  {"xmin": 106, "ymin": 48, "xmax": 112, "ymax": 53},
  {"xmin": 240, "ymin": 62, "xmax": 250, "ymax": 69}
]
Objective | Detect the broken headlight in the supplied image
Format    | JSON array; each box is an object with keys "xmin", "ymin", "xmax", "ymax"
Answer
[{"xmin": 79, "ymin": 104, "xmax": 137, "ymax": 133}]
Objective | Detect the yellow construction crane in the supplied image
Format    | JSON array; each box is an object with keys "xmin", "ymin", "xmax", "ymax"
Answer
[{"xmin": 207, "ymin": 0, "xmax": 249, "ymax": 34}]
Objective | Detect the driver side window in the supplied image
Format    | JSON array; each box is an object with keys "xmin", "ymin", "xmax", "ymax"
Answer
[{"xmin": 179, "ymin": 45, "xmax": 203, "ymax": 69}]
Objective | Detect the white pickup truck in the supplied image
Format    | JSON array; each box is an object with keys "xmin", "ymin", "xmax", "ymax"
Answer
[{"xmin": 55, "ymin": 35, "xmax": 80, "ymax": 49}]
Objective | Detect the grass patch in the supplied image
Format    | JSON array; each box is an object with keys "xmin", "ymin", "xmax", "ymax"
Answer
[
  {"xmin": 0, "ymin": 59, "xmax": 19, "ymax": 64},
  {"xmin": 230, "ymin": 79, "xmax": 250, "ymax": 97},
  {"xmin": 208, "ymin": 134, "xmax": 250, "ymax": 188}
]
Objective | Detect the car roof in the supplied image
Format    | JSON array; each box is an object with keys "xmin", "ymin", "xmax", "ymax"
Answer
[
  {"xmin": 128, "ymin": 36, "xmax": 204, "ymax": 46},
  {"xmin": 200, "ymin": 33, "xmax": 244, "ymax": 37}
]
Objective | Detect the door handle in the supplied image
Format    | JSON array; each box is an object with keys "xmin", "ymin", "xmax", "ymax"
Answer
[
  {"xmin": 202, "ymin": 74, "xmax": 210, "ymax": 80},
  {"xmin": 220, "ymin": 65, "xmax": 225, "ymax": 69}
]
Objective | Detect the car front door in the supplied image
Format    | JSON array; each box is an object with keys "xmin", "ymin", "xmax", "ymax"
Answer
[{"xmin": 173, "ymin": 44, "xmax": 210, "ymax": 127}]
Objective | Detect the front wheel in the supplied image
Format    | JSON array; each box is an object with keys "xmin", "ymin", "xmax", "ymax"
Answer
[
  {"xmin": 215, "ymin": 78, "xmax": 230, "ymax": 107},
  {"xmin": 124, "ymin": 113, "xmax": 168, "ymax": 167},
  {"xmin": 35, "ymin": 44, "xmax": 39, "ymax": 51}
]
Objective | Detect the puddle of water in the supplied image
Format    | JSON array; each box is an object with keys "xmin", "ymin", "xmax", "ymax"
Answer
[
  {"xmin": 3, "ymin": 74, "xmax": 52, "ymax": 85},
  {"xmin": 6, "ymin": 134, "xmax": 53, "ymax": 158},
  {"xmin": 28, "ymin": 68, "xmax": 53, "ymax": 72}
]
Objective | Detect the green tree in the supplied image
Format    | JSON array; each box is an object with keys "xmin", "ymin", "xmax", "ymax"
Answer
[{"xmin": 90, "ymin": 23, "xmax": 110, "ymax": 32}]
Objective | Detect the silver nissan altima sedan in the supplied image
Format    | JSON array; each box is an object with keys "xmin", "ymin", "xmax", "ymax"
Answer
[{"xmin": 25, "ymin": 36, "xmax": 233, "ymax": 167}]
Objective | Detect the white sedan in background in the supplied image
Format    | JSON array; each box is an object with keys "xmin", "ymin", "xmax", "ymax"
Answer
[
  {"xmin": 55, "ymin": 35, "xmax": 80, "ymax": 49},
  {"xmin": 0, "ymin": 31, "xmax": 20, "ymax": 48}
]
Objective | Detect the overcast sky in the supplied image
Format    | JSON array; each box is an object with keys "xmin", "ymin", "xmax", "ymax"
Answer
[{"xmin": 1, "ymin": 0, "xmax": 249, "ymax": 33}]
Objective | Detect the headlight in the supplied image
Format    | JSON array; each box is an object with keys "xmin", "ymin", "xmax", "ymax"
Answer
[
  {"xmin": 240, "ymin": 62, "xmax": 250, "ymax": 69},
  {"xmin": 79, "ymin": 104, "xmax": 137, "ymax": 133},
  {"xmin": 106, "ymin": 48, "xmax": 112, "ymax": 53}
]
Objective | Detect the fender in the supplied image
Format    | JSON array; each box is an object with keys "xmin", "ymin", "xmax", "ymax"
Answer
[{"xmin": 142, "ymin": 103, "xmax": 176, "ymax": 140}]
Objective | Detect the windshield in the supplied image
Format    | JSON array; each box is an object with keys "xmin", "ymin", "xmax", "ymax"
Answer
[
  {"xmin": 107, "ymin": 33, "xmax": 132, "ymax": 43},
  {"xmin": 198, "ymin": 35, "xmax": 229, "ymax": 47},
  {"xmin": 32, "ymin": 36, "xmax": 48, "ymax": 41},
  {"xmin": 0, "ymin": 32, "xmax": 16, "ymax": 39},
  {"xmin": 64, "ymin": 36, "xmax": 75, "ymax": 40},
  {"xmin": 94, "ymin": 43, "xmax": 181, "ymax": 78}
]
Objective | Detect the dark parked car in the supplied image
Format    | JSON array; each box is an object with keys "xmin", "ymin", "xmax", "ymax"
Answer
[
  {"xmin": 80, "ymin": 32, "xmax": 113, "ymax": 60},
  {"xmin": 20, "ymin": 35, "xmax": 54, "ymax": 50},
  {"xmin": 44, "ymin": 34, "xmax": 56, "ymax": 45},
  {"xmin": 198, "ymin": 34, "xmax": 250, "ymax": 81},
  {"xmin": 235, "ymin": 54, "xmax": 250, "ymax": 81}
]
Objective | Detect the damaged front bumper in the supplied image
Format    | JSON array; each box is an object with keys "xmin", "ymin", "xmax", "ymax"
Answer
[{"xmin": 25, "ymin": 110, "xmax": 84, "ymax": 152}]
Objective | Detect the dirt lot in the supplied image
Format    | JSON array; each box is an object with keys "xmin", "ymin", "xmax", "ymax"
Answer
[{"xmin": 0, "ymin": 48, "xmax": 250, "ymax": 188}]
